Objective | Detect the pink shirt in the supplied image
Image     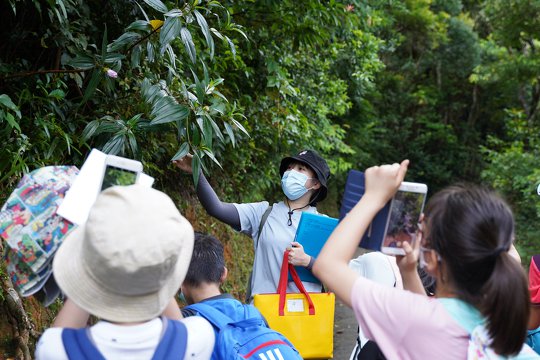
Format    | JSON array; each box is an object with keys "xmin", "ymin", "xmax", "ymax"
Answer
[{"xmin": 351, "ymin": 276, "xmax": 468, "ymax": 360}]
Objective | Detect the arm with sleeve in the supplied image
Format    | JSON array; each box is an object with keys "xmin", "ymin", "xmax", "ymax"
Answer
[
  {"xmin": 196, "ymin": 173, "xmax": 241, "ymax": 230},
  {"xmin": 350, "ymin": 277, "xmax": 469, "ymax": 360}
]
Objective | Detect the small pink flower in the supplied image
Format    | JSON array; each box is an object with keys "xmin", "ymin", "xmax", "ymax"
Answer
[
  {"xmin": 345, "ymin": 4, "xmax": 354, "ymax": 12},
  {"xmin": 106, "ymin": 69, "xmax": 118, "ymax": 78}
]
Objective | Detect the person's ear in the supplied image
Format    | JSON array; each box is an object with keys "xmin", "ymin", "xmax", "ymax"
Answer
[
  {"xmin": 425, "ymin": 250, "xmax": 439, "ymax": 275},
  {"xmin": 220, "ymin": 267, "xmax": 228, "ymax": 284},
  {"xmin": 310, "ymin": 180, "xmax": 321, "ymax": 190}
]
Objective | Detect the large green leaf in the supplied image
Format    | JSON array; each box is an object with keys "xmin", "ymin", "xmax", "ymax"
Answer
[
  {"xmin": 81, "ymin": 69, "xmax": 101, "ymax": 104},
  {"xmin": 109, "ymin": 32, "xmax": 142, "ymax": 51},
  {"xmin": 150, "ymin": 98, "xmax": 190, "ymax": 125},
  {"xmin": 68, "ymin": 54, "xmax": 95, "ymax": 69},
  {"xmin": 142, "ymin": 0, "xmax": 168, "ymax": 13},
  {"xmin": 126, "ymin": 20, "xmax": 151, "ymax": 31},
  {"xmin": 171, "ymin": 142, "xmax": 190, "ymax": 161},
  {"xmin": 160, "ymin": 16, "xmax": 182, "ymax": 51},
  {"xmin": 223, "ymin": 122, "xmax": 236, "ymax": 147},
  {"xmin": 193, "ymin": 10, "xmax": 214, "ymax": 59},
  {"xmin": 0, "ymin": 94, "xmax": 21, "ymax": 118},
  {"xmin": 181, "ymin": 27, "xmax": 196, "ymax": 63}
]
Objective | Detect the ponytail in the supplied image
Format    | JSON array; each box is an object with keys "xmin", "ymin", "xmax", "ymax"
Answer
[
  {"xmin": 425, "ymin": 184, "xmax": 530, "ymax": 356},
  {"xmin": 480, "ymin": 253, "xmax": 529, "ymax": 355}
]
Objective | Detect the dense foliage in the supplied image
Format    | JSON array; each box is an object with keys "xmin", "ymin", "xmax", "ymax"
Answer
[{"xmin": 0, "ymin": 0, "xmax": 539, "ymax": 357}]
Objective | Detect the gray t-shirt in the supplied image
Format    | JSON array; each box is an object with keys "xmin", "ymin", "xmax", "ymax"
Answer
[{"xmin": 234, "ymin": 200, "xmax": 323, "ymax": 298}]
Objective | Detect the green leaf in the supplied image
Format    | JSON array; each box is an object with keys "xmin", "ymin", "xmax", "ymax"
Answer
[
  {"xmin": 225, "ymin": 36, "xmax": 236, "ymax": 57},
  {"xmin": 102, "ymin": 133, "xmax": 125, "ymax": 155},
  {"xmin": 0, "ymin": 94, "xmax": 21, "ymax": 118},
  {"xmin": 4, "ymin": 113, "xmax": 21, "ymax": 132},
  {"xmin": 150, "ymin": 99, "xmax": 190, "ymax": 125},
  {"xmin": 104, "ymin": 52, "xmax": 125, "ymax": 63},
  {"xmin": 193, "ymin": 10, "xmax": 214, "ymax": 59},
  {"xmin": 142, "ymin": 0, "xmax": 168, "ymax": 13},
  {"xmin": 81, "ymin": 120, "xmax": 101, "ymax": 140},
  {"xmin": 202, "ymin": 148, "xmax": 222, "ymax": 168},
  {"xmin": 147, "ymin": 41, "xmax": 155, "ymax": 62},
  {"xmin": 171, "ymin": 142, "xmax": 190, "ymax": 161},
  {"xmin": 192, "ymin": 151, "xmax": 201, "ymax": 186},
  {"xmin": 109, "ymin": 32, "xmax": 141, "ymax": 51},
  {"xmin": 131, "ymin": 45, "xmax": 142, "ymax": 68},
  {"xmin": 202, "ymin": 117, "xmax": 213, "ymax": 147},
  {"xmin": 68, "ymin": 54, "xmax": 95, "ymax": 69},
  {"xmin": 223, "ymin": 122, "xmax": 235, "ymax": 147},
  {"xmin": 180, "ymin": 27, "xmax": 196, "ymax": 63},
  {"xmin": 207, "ymin": 116, "xmax": 224, "ymax": 142},
  {"xmin": 190, "ymin": 69, "xmax": 205, "ymax": 103},
  {"xmin": 160, "ymin": 16, "xmax": 182, "ymax": 51},
  {"xmin": 81, "ymin": 69, "xmax": 101, "ymax": 104},
  {"xmin": 126, "ymin": 20, "xmax": 151, "ymax": 31},
  {"xmin": 127, "ymin": 131, "xmax": 138, "ymax": 156},
  {"xmin": 165, "ymin": 9, "xmax": 183, "ymax": 17},
  {"xmin": 232, "ymin": 119, "xmax": 250, "ymax": 137},
  {"xmin": 48, "ymin": 89, "xmax": 65, "ymax": 100}
]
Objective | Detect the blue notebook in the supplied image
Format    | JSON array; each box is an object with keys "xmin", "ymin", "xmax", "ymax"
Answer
[
  {"xmin": 293, "ymin": 212, "xmax": 338, "ymax": 284},
  {"xmin": 339, "ymin": 170, "xmax": 391, "ymax": 251}
]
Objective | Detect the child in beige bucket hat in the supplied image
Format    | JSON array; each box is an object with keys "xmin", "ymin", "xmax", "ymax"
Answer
[{"xmin": 35, "ymin": 185, "xmax": 214, "ymax": 359}]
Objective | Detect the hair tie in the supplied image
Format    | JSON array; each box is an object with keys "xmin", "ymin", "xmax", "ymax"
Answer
[{"xmin": 492, "ymin": 246, "xmax": 507, "ymax": 258}]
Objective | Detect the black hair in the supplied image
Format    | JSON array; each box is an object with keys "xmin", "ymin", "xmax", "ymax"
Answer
[
  {"xmin": 183, "ymin": 232, "xmax": 225, "ymax": 287},
  {"xmin": 424, "ymin": 184, "xmax": 529, "ymax": 355}
]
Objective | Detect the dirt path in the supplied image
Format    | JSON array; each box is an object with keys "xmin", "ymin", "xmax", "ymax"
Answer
[{"xmin": 333, "ymin": 297, "xmax": 357, "ymax": 359}]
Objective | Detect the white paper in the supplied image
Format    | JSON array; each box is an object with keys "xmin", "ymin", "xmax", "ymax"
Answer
[
  {"xmin": 57, "ymin": 149, "xmax": 153, "ymax": 225},
  {"xmin": 286, "ymin": 299, "xmax": 305, "ymax": 313}
]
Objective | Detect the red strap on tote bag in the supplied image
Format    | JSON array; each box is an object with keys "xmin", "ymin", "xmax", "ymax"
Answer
[{"xmin": 277, "ymin": 250, "xmax": 315, "ymax": 316}]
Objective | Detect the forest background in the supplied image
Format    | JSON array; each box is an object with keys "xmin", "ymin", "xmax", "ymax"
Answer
[{"xmin": 0, "ymin": 0, "xmax": 539, "ymax": 358}]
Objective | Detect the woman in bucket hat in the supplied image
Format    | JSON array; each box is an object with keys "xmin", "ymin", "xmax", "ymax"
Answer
[
  {"xmin": 35, "ymin": 185, "xmax": 214, "ymax": 359},
  {"xmin": 174, "ymin": 150, "xmax": 331, "ymax": 301}
]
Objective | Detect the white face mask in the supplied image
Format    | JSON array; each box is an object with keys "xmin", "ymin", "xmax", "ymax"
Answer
[{"xmin": 281, "ymin": 170, "xmax": 315, "ymax": 200}]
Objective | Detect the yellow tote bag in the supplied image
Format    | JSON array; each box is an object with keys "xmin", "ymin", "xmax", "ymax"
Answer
[{"xmin": 253, "ymin": 250, "xmax": 335, "ymax": 359}]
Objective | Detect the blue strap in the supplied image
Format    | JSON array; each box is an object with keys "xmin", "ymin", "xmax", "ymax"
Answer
[
  {"xmin": 438, "ymin": 298, "xmax": 484, "ymax": 333},
  {"xmin": 187, "ymin": 302, "xmax": 232, "ymax": 330},
  {"xmin": 151, "ymin": 318, "xmax": 187, "ymax": 360},
  {"xmin": 62, "ymin": 328, "xmax": 107, "ymax": 360},
  {"xmin": 62, "ymin": 319, "xmax": 187, "ymax": 360}
]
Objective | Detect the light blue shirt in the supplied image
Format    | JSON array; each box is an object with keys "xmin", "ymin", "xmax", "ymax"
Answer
[{"xmin": 234, "ymin": 200, "xmax": 322, "ymax": 299}]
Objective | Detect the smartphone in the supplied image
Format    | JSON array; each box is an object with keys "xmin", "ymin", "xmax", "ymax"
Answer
[
  {"xmin": 101, "ymin": 155, "xmax": 143, "ymax": 190},
  {"xmin": 381, "ymin": 181, "xmax": 428, "ymax": 256}
]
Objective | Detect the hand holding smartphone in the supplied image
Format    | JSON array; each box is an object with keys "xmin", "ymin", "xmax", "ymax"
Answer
[
  {"xmin": 380, "ymin": 181, "xmax": 427, "ymax": 255},
  {"xmin": 339, "ymin": 170, "xmax": 427, "ymax": 255},
  {"xmin": 58, "ymin": 149, "xmax": 151, "ymax": 225}
]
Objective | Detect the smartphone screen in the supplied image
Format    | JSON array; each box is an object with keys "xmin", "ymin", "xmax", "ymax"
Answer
[
  {"xmin": 382, "ymin": 190, "xmax": 426, "ymax": 251},
  {"xmin": 101, "ymin": 165, "xmax": 138, "ymax": 190}
]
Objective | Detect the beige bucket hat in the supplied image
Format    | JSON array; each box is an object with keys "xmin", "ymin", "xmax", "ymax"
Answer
[{"xmin": 53, "ymin": 185, "xmax": 194, "ymax": 322}]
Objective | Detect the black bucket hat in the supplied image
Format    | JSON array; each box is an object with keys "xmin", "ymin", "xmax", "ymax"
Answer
[{"xmin": 279, "ymin": 149, "xmax": 331, "ymax": 203}]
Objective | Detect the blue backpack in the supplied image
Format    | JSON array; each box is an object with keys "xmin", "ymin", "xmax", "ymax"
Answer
[
  {"xmin": 187, "ymin": 302, "xmax": 301, "ymax": 360},
  {"xmin": 61, "ymin": 317, "xmax": 187, "ymax": 359}
]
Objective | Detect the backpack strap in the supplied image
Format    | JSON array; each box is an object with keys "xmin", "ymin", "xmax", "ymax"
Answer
[
  {"xmin": 187, "ymin": 302, "xmax": 265, "ymax": 332},
  {"xmin": 151, "ymin": 317, "xmax": 187, "ymax": 360},
  {"xmin": 62, "ymin": 328, "xmax": 107, "ymax": 360},
  {"xmin": 245, "ymin": 205, "xmax": 273, "ymax": 302},
  {"xmin": 187, "ymin": 302, "xmax": 233, "ymax": 330},
  {"xmin": 255, "ymin": 205, "xmax": 273, "ymax": 250},
  {"xmin": 62, "ymin": 319, "xmax": 187, "ymax": 360}
]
